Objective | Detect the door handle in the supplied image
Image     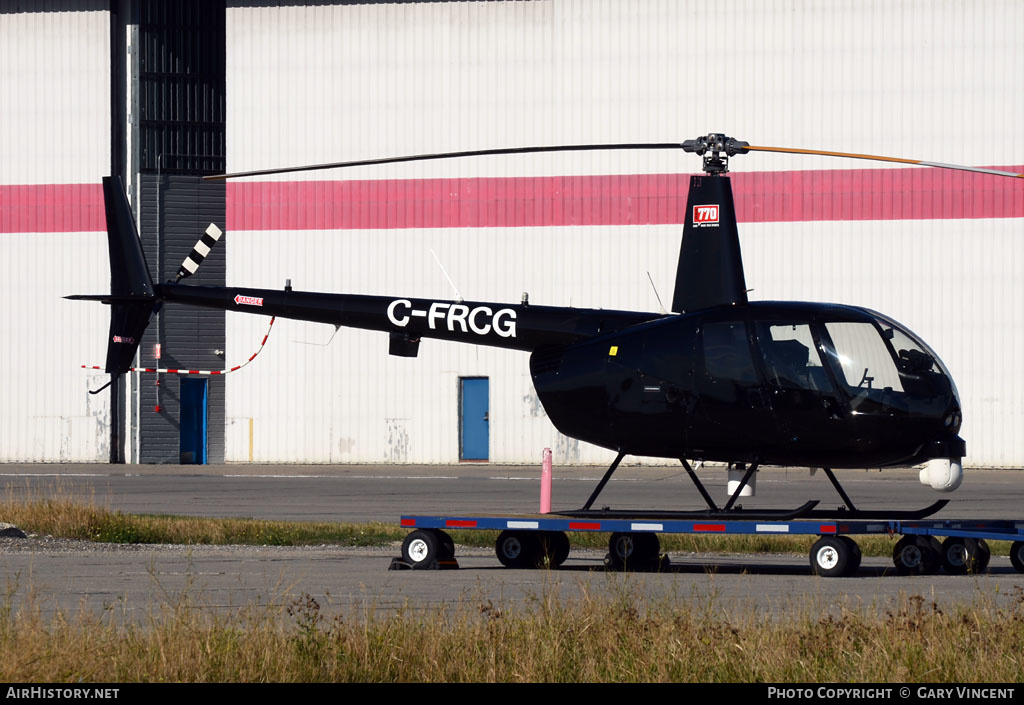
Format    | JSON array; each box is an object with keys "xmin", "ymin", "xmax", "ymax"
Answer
[{"xmin": 483, "ymin": 412, "xmax": 489, "ymax": 421}]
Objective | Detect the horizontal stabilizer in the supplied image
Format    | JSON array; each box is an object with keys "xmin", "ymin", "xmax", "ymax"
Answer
[{"xmin": 65, "ymin": 294, "xmax": 151, "ymax": 304}]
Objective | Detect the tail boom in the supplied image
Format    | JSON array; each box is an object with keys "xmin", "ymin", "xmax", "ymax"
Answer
[{"xmin": 158, "ymin": 284, "xmax": 660, "ymax": 353}]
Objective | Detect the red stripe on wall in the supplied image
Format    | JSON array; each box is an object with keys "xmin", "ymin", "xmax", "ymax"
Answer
[
  {"xmin": 3, "ymin": 167, "xmax": 1021, "ymax": 233},
  {"xmin": 737, "ymin": 167, "xmax": 1024, "ymax": 222},
  {"xmin": 226, "ymin": 166, "xmax": 1024, "ymax": 231},
  {"xmin": 0, "ymin": 184, "xmax": 105, "ymax": 233}
]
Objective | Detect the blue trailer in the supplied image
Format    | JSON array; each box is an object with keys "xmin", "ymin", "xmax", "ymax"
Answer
[{"xmin": 393, "ymin": 513, "xmax": 1024, "ymax": 577}]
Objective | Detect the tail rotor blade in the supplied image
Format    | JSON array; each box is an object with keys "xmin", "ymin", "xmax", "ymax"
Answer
[{"xmin": 177, "ymin": 223, "xmax": 223, "ymax": 281}]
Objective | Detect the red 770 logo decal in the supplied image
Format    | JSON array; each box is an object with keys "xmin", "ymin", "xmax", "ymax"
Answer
[{"xmin": 693, "ymin": 204, "xmax": 719, "ymax": 224}]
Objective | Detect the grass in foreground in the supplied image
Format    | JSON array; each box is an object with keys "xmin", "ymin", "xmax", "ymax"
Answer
[
  {"xmin": 1, "ymin": 582, "xmax": 1023, "ymax": 682},
  {"xmin": 0, "ymin": 490, "xmax": 1013, "ymax": 557}
]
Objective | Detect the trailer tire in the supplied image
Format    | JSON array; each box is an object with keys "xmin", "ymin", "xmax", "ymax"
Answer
[
  {"xmin": 536, "ymin": 531, "xmax": 571, "ymax": 568},
  {"xmin": 922, "ymin": 536, "xmax": 943, "ymax": 574},
  {"xmin": 607, "ymin": 532, "xmax": 634, "ymax": 570},
  {"xmin": 892, "ymin": 535, "xmax": 941, "ymax": 575},
  {"xmin": 940, "ymin": 537, "xmax": 987, "ymax": 575},
  {"xmin": 401, "ymin": 530, "xmax": 442, "ymax": 568},
  {"xmin": 634, "ymin": 532, "xmax": 661, "ymax": 566},
  {"xmin": 436, "ymin": 530, "xmax": 456, "ymax": 560},
  {"xmin": 810, "ymin": 536, "xmax": 850, "ymax": 577},
  {"xmin": 607, "ymin": 532, "xmax": 660, "ymax": 570},
  {"xmin": 495, "ymin": 530, "xmax": 539, "ymax": 569},
  {"xmin": 1011, "ymin": 541, "xmax": 1024, "ymax": 573},
  {"xmin": 974, "ymin": 539, "xmax": 991, "ymax": 573},
  {"xmin": 839, "ymin": 536, "xmax": 862, "ymax": 576}
]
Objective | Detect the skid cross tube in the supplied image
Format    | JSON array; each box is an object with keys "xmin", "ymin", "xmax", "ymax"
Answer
[
  {"xmin": 581, "ymin": 450, "xmax": 627, "ymax": 511},
  {"xmin": 822, "ymin": 467, "xmax": 857, "ymax": 511},
  {"xmin": 680, "ymin": 458, "xmax": 719, "ymax": 511},
  {"xmin": 723, "ymin": 462, "xmax": 759, "ymax": 511}
]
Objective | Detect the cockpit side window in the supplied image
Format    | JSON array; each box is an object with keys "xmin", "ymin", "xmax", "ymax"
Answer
[
  {"xmin": 756, "ymin": 322, "xmax": 833, "ymax": 392},
  {"xmin": 702, "ymin": 321, "xmax": 757, "ymax": 385}
]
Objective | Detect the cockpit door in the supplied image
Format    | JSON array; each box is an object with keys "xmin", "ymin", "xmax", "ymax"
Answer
[
  {"xmin": 754, "ymin": 321, "xmax": 845, "ymax": 454},
  {"xmin": 690, "ymin": 319, "xmax": 776, "ymax": 461}
]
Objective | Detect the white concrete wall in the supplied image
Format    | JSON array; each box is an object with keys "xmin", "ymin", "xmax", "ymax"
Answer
[
  {"xmin": 0, "ymin": 6, "xmax": 111, "ymax": 461},
  {"xmin": 224, "ymin": 0, "xmax": 1024, "ymax": 466}
]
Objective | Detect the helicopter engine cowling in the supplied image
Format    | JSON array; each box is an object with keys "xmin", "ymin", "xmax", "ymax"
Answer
[{"xmin": 919, "ymin": 458, "xmax": 963, "ymax": 492}]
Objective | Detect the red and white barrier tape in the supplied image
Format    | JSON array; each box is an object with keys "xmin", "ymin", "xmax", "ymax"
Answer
[{"xmin": 82, "ymin": 316, "xmax": 276, "ymax": 375}]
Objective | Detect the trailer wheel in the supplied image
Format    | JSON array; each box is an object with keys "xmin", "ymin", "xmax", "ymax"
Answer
[
  {"xmin": 1011, "ymin": 541, "xmax": 1024, "ymax": 573},
  {"xmin": 892, "ymin": 535, "xmax": 941, "ymax": 575},
  {"xmin": 401, "ymin": 529, "xmax": 442, "ymax": 568},
  {"xmin": 495, "ymin": 530, "xmax": 539, "ymax": 568},
  {"xmin": 839, "ymin": 536, "xmax": 862, "ymax": 576},
  {"xmin": 607, "ymin": 532, "xmax": 660, "ymax": 570},
  {"xmin": 940, "ymin": 537, "xmax": 988, "ymax": 574},
  {"xmin": 810, "ymin": 536, "xmax": 850, "ymax": 577},
  {"xmin": 536, "ymin": 531, "xmax": 571, "ymax": 568}
]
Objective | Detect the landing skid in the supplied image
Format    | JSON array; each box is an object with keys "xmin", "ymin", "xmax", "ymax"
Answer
[
  {"xmin": 556, "ymin": 501, "xmax": 820, "ymax": 522},
  {"xmin": 556, "ymin": 500, "xmax": 948, "ymax": 522},
  {"xmin": 799, "ymin": 500, "xmax": 949, "ymax": 521},
  {"xmin": 569, "ymin": 455, "xmax": 951, "ymax": 523}
]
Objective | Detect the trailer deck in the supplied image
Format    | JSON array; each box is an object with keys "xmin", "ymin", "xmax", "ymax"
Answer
[{"xmin": 392, "ymin": 513, "xmax": 1024, "ymax": 577}]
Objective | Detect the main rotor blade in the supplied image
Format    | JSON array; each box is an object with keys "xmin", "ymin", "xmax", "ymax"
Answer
[
  {"xmin": 745, "ymin": 145, "xmax": 1024, "ymax": 178},
  {"xmin": 203, "ymin": 143, "xmax": 684, "ymax": 180}
]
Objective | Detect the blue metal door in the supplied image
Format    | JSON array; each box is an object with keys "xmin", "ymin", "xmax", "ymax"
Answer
[
  {"xmin": 179, "ymin": 378, "xmax": 208, "ymax": 464},
  {"xmin": 460, "ymin": 377, "xmax": 489, "ymax": 461}
]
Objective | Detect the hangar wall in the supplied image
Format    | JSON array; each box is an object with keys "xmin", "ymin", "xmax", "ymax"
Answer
[
  {"xmin": 0, "ymin": 3, "xmax": 112, "ymax": 461},
  {"xmin": 1, "ymin": 1, "xmax": 1021, "ymax": 468},
  {"xmin": 223, "ymin": 0, "xmax": 1023, "ymax": 467}
]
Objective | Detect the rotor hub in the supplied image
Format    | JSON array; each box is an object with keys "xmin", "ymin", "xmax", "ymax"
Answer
[{"xmin": 682, "ymin": 133, "xmax": 750, "ymax": 174}]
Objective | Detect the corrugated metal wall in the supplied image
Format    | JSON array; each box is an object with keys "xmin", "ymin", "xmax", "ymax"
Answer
[
  {"xmin": 138, "ymin": 0, "xmax": 226, "ymax": 174},
  {"xmin": 224, "ymin": 0, "xmax": 1024, "ymax": 467},
  {"xmin": 0, "ymin": 3, "xmax": 112, "ymax": 461},
  {"xmin": 138, "ymin": 174, "xmax": 226, "ymax": 463},
  {"xmin": 2, "ymin": 1, "xmax": 1021, "ymax": 468},
  {"xmin": 132, "ymin": 0, "xmax": 227, "ymax": 463}
]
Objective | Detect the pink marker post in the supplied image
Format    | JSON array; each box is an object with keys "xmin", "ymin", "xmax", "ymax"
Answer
[{"xmin": 540, "ymin": 447, "xmax": 553, "ymax": 514}]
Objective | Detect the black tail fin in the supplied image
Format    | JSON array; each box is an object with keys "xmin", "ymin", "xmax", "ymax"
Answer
[
  {"xmin": 98, "ymin": 177, "xmax": 157, "ymax": 374},
  {"xmin": 671, "ymin": 174, "xmax": 748, "ymax": 313}
]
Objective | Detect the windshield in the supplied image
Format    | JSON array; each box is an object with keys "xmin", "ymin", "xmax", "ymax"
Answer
[
  {"xmin": 868, "ymin": 310, "xmax": 960, "ymax": 403},
  {"xmin": 819, "ymin": 314, "xmax": 958, "ymax": 415},
  {"xmin": 824, "ymin": 321, "xmax": 903, "ymax": 392}
]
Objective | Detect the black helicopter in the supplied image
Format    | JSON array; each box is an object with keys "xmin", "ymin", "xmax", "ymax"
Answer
[{"xmin": 72, "ymin": 134, "xmax": 1023, "ymax": 521}]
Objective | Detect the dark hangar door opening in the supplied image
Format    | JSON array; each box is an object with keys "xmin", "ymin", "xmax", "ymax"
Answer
[
  {"xmin": 460, "ymin": 377, "xmax": 489, "ymax": 461},
  {"xmin": 179, "ymin": 378, "xmax": 209, "ymax": 464}
]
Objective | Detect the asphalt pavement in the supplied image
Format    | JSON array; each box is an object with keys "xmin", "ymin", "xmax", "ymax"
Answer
[{"xmin": 1, "ymin": 463, "xmax": 1023, "ymax": 619}]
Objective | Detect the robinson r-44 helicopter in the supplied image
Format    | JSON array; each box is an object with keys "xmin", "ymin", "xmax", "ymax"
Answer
[{"xmin": 72, "ymin": 133, "xmax": 1023, "ymax": 522}]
